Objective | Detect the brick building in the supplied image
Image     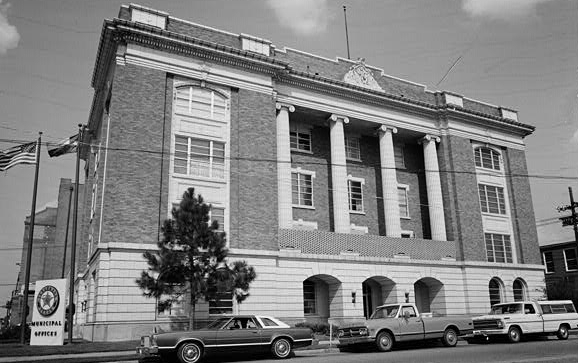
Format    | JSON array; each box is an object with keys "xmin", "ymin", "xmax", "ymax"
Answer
[{"xmin": 75, "ymin": 4, "xmax": 545, "ymax": 341}]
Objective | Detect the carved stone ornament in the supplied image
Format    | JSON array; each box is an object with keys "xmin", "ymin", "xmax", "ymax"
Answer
[{"xmin": 343, "ymin": 58, "xmax": 383, "ymax": 92}]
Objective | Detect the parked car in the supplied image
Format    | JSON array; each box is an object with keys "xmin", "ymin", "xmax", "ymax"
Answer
[
  {"xmin": 136, "ymin": 315, "xmax": 313, "ymax": 363},
  {"xmin": 337, "ymin": 303, "xmax": 473, "ymax": 352},
  {"xmin": 469, "ymin": 300, "xmax": 578, "ymax": 343}
]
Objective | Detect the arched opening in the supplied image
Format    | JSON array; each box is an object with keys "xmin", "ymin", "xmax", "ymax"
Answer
[
  {"xmin": 489, "ymin": 277, "xmax": 505, "ymax": 306},
  {"xmin": 513, "ymin": 278, "xmax": 527, "ymax": 302},
  {"xmin": 303, "ymin": 274, "xmax": 342, "ymax": 323},
  {"xmin": 362, "ymin": 277, "xmax": 396, "ymax": 319},
  {"xmin": 413, "ymin": 277, "xmax": 445, "ymax": 314}
]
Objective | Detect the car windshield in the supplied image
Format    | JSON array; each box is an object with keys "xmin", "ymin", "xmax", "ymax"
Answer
[
  {"xmin": 370, "ymin": 305, "xmax": 399, "ymax": 319},
  {"xmin": 205, "ymin": 317, "xmax": 231, "ymax": 329},
  {"xmin": 490, "ymin": 303, "xmax": 523, "ymax": 315}
]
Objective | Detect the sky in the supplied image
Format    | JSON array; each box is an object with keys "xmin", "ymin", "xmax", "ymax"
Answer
[{"xmin": 0, "ymin": 0, "xmax": 577, "ymax": 315}]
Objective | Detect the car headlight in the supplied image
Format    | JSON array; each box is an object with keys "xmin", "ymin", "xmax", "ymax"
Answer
[
  {"xmin": 359, "ymin": 328, "xmax": 368, "ymax": 336},
  {"xmin": 496, "ymin": 320, "xmax": 504, "ymax": 329},
  {"xmin": 151, "ymin": 334, "xmax": 158, "ymax": 347},
  {"xmin": 338, "ymin": 330, "xmax": 344, "ymax": 337}
]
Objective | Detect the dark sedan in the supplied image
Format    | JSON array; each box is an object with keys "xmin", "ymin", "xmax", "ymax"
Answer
[{"xmin": 136, "ymin": 315, "xmax": 313, "ymax": 363}]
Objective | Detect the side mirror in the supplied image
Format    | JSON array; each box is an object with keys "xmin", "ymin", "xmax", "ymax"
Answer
[{"xmin": 403, "ymin": 311, "xmax": 411, "ymax": 319}]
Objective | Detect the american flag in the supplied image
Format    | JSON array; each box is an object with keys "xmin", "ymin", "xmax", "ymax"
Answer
[{"xmin": 0, "ymin": 142, "xmax": 37, "ymax": 172}]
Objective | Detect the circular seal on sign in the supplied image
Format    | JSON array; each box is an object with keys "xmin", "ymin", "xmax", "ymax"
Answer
[{"xmin": 36, "ymin": 285, "xmax": 60, "ymax": 317}]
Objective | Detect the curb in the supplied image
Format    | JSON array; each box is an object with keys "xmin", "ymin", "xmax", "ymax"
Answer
[{"xmin": 295, "ymin": 347, "xmax": 340, "ymax": 356}]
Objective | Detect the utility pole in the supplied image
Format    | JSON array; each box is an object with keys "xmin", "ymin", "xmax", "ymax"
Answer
[{"xmin": 557, "ymin": 186, "xmax": 578, "ymax": 247}]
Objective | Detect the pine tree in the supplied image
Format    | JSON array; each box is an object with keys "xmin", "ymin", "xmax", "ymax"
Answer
[{"xmin": 136, "ymin": 187, "xmax": 256, "ymax": 329}]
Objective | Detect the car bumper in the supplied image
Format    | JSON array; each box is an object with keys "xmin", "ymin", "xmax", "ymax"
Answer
[
  {"xmin": 136, "ymin": 346, "xmax": 159, "ymax": 356},
  {"xmin": 337, "ymin": 336, "xmax": 374, "ymax": 346},
  {"xmin": 467, "ymin": 329, "xmax": 507, "ymax": 338}
]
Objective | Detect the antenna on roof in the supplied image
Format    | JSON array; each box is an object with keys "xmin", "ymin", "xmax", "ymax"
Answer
[{"xmin": 343, "ymin": 5, "xmax": 351, "ymax": 59}]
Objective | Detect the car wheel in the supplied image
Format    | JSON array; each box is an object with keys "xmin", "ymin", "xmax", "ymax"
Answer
[
  {"xmin": 556, "ymin": 325, "xmax": 569, "ymax": 340},
  {"xmin": 271, "ymin": 338, "xmax": 292, "ymax": 359},
  {"xmin": 177, "ymin": 342, "xmax": 202, "ymax": 363},
  {"xmin": 507, "ymin": 326, "xmax": 521, "ymax": 343},
  {"xmin": 441, "ymin": 328, "xmax": 458, "ymax": 347},
  {"xmin": 375, "ymin": 331, "xmax": 394, "ymax": 352}
]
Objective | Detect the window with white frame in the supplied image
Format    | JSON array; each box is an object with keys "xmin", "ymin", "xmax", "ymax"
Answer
[
  {"xmin": 485, "ymin": 233, "xmax": 513, "ymax": 263},
  {"xmin": 513, "ymin": 279, "xmax": 526, "ymax": 302},
  {"xmin": 303, "ymin": 280, "xmax": 316, "ymax": 315},
  {"xmin": 208, "ymin": 279, "xmax": 233, "ymax": 315},
  {"xmin": 543, "ymin": 251, "xmax": 555, "ymax": 273},
  {"xmin": 290, "ymin": 122, "xmax": 311, "ymax": 152},
  {"xmin": 292, "ymin": 170, "xmax": 314, "ymax": 207},
  {"xmin": 474, "ymin": 147, "xmax": 501, "ymax": 171},
  {"xmin": 345, "ymin": 136, "xmax": 361, "ymax": 160},
  {"xmin": 398, "ymin": 185, "xmax": 409, "ymax": 218},
  {"xmin": 478, "ymin": 184, "xmax": 506, "ymax": 215},
  {"xmin": 394, "ymin": 145, "xmax": 405, "ymax": 168},
  {"xmin": 210, "ymin": 206, "xmax": 225, "ymax": 232},
  {"xmin": 175, "ymin": 86, "xmax": 227, "ymax": 122},
  {"xmin": 348, "ymin": 178, "xmax": 364, "ymax": 212},
  {"xmin": 157, "ymin": 293, "xmax": 186, "ymax": 317},
  {"xmin": 489, "ymin": 278, "xmax": 503, "ymax": 306},
  {"xmin": 563, "ymin": 248, "xmax": 578, "ymax": 271},
  {"xmin": 174, "ymin": 136, "xmax": 225, "ymax": 179}
]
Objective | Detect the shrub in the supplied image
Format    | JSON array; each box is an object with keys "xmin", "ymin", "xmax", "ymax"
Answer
[{"xmin": 295, "ymin": 321, "xmax": 339, "ymax": 337}]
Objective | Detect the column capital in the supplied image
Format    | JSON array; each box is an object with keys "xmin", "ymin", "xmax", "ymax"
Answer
[
  {"xmin": 377, "ymin": 125, "xmax": 397, "ymax": 134},
  {"xmin": 275, "ymin": 102, "xmax": 295, "ymax": 113},
  {"xmin": 328, "ymin": 114, "xmax": 349, "ymax": 124},
  {"xmin": 418, "ymin": 134, "xmax": 440, "ymax": 145}
]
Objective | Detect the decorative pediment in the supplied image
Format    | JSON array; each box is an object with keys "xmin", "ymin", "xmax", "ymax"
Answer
[{"xmin": 343, "ymin": 58, "xmax": 383, "ymax": 92}]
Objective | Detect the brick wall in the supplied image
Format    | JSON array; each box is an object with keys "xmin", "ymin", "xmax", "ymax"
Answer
[{"xmin": 504, "ymin": 148, "xmax": 541, "ymax": 265}]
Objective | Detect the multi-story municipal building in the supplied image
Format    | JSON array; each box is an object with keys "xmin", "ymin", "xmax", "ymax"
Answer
[{"xmin": 75, "ymin": 4, "xmax": 545, "ymax": 341}]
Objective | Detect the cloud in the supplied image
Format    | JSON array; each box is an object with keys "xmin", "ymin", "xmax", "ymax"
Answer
[
  {"xmin": 462, "ymin": 0, "xmax": 556, "ymax": 20},
  {"xmin": 266, "ymin": 0, "xmax": 330, "ymax": 36},
  {"xmin": 0, "ymin": 0, "xmax": 19, "ymax": 54}
]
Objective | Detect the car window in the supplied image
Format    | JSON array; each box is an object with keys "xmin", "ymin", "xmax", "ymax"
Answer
[
  {"xmin": 541, "ymin": 305, "xmax": 552, "ymax": 314},
  {"xmin": 206, "ymin": 317, "xmax": 231, "ymax": 329},
  {"xmin": 260, "ymin": 318, "xmax": 279, "ymax": 327},
  {"xmin": 524, "ymin": 304, "xmax": 535, "ymax": 314},
  {"xmin": 401, "ymin": 306, "xmax": 416, "ymax": 318}
]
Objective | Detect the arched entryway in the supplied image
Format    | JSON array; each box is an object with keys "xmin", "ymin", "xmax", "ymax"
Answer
[
  {"xmin": 362, "ymin": 276, "xmax": 397, "ymax": 319},
  {"xmin": 303, "ymin": 274, "xmax": 342, "ymax": 323},
  {"xmin": 413, "ymin": 277, "xmax": 445, "ymax": 314}
]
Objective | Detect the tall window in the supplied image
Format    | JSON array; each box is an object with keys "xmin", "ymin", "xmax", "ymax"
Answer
[
  {"xmin": 303, "ymin": 280, "xmax": 316, "ymax": 315},
  {"xmin": 290, "ymin": 123, "xmax": 311, "ymax": 152},
  {"xmin": 348, "ymin": 179, "xmax": 364, "ymax": 212},
  {"xmin": 543, "ymin": 251, "xmax": 555, "ymax": 273},
  {"xmin": 345, "ymin": 136, "xmax": 361, "ymax": 160},
  {"xmin": 513, "ymin": 279, "xmax": 526, "ymax": 301},
  {"xmin": 398, "ymin": 186, "xmax": 409, "ymax": 218},
  {"xmin": 210, "ymin": 206, "xmax": 225, "ymax": 232},
  {"xmin": 394, "ymin": 145, "xmax": 405, "ymax": 168},
  {"xmin": 485, "ymin": 233, "xmax": 513, "ymax": 263},
  {"xmin": 474, "ymin": 147, "xmax": 501, "ymax": 170},
  {"xmin": 489, "ymin": 278, "xmax": 503, "ymax": 306},
  {"xmin": 174, "ymin": 136, "xmax": 225, "ymax": 179},
  {"xmin": 209, "ymin": 291, "xmax": 233, "ymax": 315},
  {"xmin": 564, "ymin": 248, "xmax": 578, "ymax": 271},
  {"xmin": 175, "ymin": 86, "xmax": 227, "ymax": 122},
  {"xmin": 292, "ymin": 171, "xmax": 313, "ymax": 207},
  {"xmin": 478, "ymin": 184, "xmax": 506, "ymax": 215}
]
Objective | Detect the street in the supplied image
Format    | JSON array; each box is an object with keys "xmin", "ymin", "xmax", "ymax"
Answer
[{"xmin": 112, "ymin": 336, "xmax": 578, "ymax": 363}]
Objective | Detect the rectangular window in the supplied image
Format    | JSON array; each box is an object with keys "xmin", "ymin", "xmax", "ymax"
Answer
[
  {"xmin": 290, "ymin": 123, "xmax": 311, "ymax": 152},
  {"xmin": 174, "ymin": 136, "xmax": 225, "ymax": 179},
  {"xmin": 398, "ymin": 186, "xmax": 409, "ymax": 218},
  {"xmin": 394, "ymin": 145, "xmax": 405, "ymax": 168},
  {"xmin": 478, "ymin": 184, "xmax": 506, "ymax": 215},
  {"xmin": 345, "ymin": 136, "xmax": 361, "ymax": 160},
  {"xmin": 209, "ymin": 291, "xmax": 233, "ymax": 315},
  {"xmin": 485, "ymin": 233, "xmax": 513, "ymax": 263},
  {"xmin": 292, "ymin": 172, "xmax": 313, "ymax": 207},
  {"xmin": 303, "ymin": 281, "xmax": 316, "ymax": 315},
  {"xmin": 210, "ymin": 206, "xmax": 225, "ymax": 232},
  {"xmin": 474, "ymin": 147, "xmax": 501, "ymax": 170},
  {"xmin": 348, "ymin": 179, "xmax": 364, "ymax": 212},
  {"xmin": 563, "ymin": 248, "xmax": 578, "ymax": 271},
  {"xmin": 543, "ymin": 251, "xmax": 555, "ymax": 273}
]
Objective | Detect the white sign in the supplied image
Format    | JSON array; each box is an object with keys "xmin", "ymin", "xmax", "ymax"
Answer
[{"xmin": 30, "ymin": 279, "xmax": 67, "ymax": 345}]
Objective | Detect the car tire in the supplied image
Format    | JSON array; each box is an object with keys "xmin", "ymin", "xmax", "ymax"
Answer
[
  {"xmin": 177, "ymin": 342, "xmax": 202, "ymax": 363},
  {"xmin": 271, "ymin": 338, "xmax": 292, "ymax": 359},
  {"xmin": 507, "ymin": 326, "xmax": 522, "ymax": 343},
  {"xmin": 375, "ymin": 331, "xmax": 394, "ymax": 352},
  {"xmin": 556, "ymin": 325, "xmax": 569, "ymax": 340},
  {"xmin": 441, "ymin": 328, "xmax": 458, "ymax": 347}
]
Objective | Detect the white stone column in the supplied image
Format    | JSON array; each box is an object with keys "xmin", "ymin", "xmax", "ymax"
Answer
[
  {"xmin": 329, "ymin": 114, "xmax": 350, "ymax": 233},
  {"xmin": 276, "ymin": 102, "xmax": 295, "ymax": 229},
  {"xmin": 419, "ymin": 135, "xmax": 447, "ymax": 241},
  {"xmin": 378, "ymin": 125, "xmax": 401, "ymax": 237}
]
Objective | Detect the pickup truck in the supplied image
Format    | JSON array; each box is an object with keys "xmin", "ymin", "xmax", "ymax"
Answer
[
  {"xmin": 470, "ymin": 300, "xmax": 578, "ymax": 343},
  {"xmin": 337, "ymin": 303, "xmax": 473, "ymax": 352}
]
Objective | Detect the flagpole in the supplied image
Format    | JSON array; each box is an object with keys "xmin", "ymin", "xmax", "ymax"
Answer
[
  {"xmin": 61, "ymin": 185, "xmax": 73, "ymax": 279},
  {"xmin": 68, "ymin": 124, "xmax": 84, "ymax": 344},
  {"xmin": 20, "ymin": 132, "xmax": 42, "ymax": 345}
]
